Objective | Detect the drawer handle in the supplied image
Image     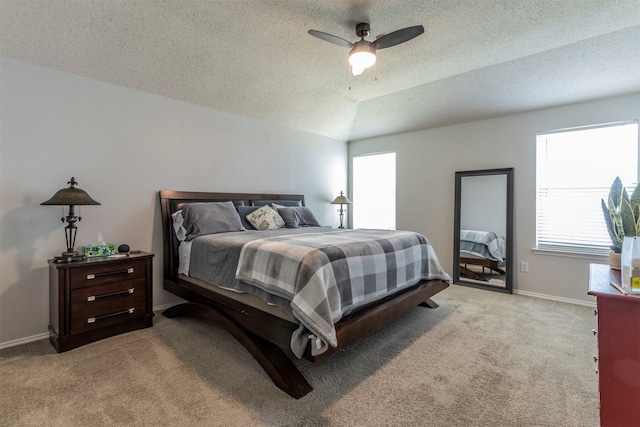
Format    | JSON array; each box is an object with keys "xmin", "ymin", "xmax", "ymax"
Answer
[
  {"xmin": 87, "ymin": 288, "xmax": 135, "ymax": 302},
  {"xmin": 87, "ymin": 308, "xmax": 135, "ymax": 324},
  {"xmin": 86, "ymin": 268, "xmax": 134, "ymax": 280}
]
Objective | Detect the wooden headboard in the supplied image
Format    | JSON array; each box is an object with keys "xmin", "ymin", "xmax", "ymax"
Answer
[{"xmin": 158, "ymin": 191, "xmax": 305, "ymax": 284}]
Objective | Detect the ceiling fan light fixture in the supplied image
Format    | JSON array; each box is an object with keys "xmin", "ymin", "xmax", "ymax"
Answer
[
  {"xmin": 349, "ymin": 42, "xmax": 376, "ymax": 76},
  {"xmin": 309, "ymin": 22, "xmax": 424, "ymax": 76}
]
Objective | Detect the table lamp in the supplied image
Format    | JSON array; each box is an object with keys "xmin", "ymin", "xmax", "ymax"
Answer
[
  {"xmin": 41, "ymin": 177, "xmax": 100, "ymax": 262},
  {"xmin": 331, "ymin": 191, "xmax": 352, "ymax": 229}
]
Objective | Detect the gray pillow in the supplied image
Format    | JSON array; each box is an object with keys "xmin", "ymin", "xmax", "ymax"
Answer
[
  {"xmin": 182, "ymin": 201, "xmax": 244, "ymax": 240},
  {"xmin": 236, "ymin": 206, "xmax": 262, "ymax": 230},
  {"xmin": 251, "ymin": 199, "xmax": 302, "ymax": 207},
  {"xmin": 278, "ymin": 206, "xmax": 321, "ymax": 228}
]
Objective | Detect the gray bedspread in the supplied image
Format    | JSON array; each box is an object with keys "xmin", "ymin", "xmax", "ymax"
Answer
[
  {"xmin": 460, "ymin": 229, "xmax": 506, "ymax": 262},
  {"xmin": 188, "ymin": 227, "xmax": 450, "ymax": 358}
]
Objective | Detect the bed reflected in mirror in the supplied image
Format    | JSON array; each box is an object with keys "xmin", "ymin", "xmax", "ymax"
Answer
[{"xmin": 453, "ymin": 168, "xmax": 514, "ymax": 293}]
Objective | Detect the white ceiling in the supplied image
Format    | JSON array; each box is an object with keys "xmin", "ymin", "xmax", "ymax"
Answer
[{"xmin": 1, "ymin": 0, "xmax": 639, "ymax": 141}]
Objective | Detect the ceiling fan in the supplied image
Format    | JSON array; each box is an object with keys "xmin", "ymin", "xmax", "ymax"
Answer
[{"xmin": 308, "ymin": 22, "xmax": 424, "ymax": 76}]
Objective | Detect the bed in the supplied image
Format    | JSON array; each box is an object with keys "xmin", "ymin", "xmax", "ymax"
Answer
[
  {"xmin": 159, "ymin": 190, "xmax": 451, "ymax": 398},
  {"xmin": 459, "ymin": 230, "xmax": 506, "ymax": 281}
]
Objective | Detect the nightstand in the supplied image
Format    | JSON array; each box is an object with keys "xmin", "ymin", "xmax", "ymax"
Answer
[{"xmin": 48, "ymin": 251, "xmax": 154, "ymax": 352}]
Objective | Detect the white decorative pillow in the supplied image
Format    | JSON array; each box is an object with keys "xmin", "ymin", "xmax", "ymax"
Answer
[
  {"xmin": 172, "ymin": 210, "xmax": 187, "ymax": 241},
  {"xmin": 246, "ymin": 205, "xmax": 285, "ymax": 230}
]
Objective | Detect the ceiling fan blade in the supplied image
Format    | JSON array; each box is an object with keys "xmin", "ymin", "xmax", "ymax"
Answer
[
  {"xmin": 308, "ymin": 30, "xmax": 354, "ymax": 49},
  {"xmin": 373, "ymin": 25, "xmax": 424, "ymax": 50}
]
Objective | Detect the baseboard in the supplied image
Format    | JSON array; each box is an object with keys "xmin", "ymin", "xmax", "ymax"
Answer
[
  {"xmin": 514, "ymin": 289, "xmax": 596, "ymax": 307},
  {"xmin": 153, "ymin": 302, "xmax": 181, "ymax": 312},
  {"xmin": 0, "ymin": 332, "xmax": 49, "ymax": 350},
  {"xmin": 0, "ymin": 302, "xmax": 184, "ymax": 350}
]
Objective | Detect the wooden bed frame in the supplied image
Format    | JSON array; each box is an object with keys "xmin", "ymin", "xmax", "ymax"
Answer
[
  {"xmin": 459, "ymin": 256, "xmax": 506, "ymax": 281},
  {"xmin": 159, "ymin": 190, "xmax": 449, "ymax": 398}
]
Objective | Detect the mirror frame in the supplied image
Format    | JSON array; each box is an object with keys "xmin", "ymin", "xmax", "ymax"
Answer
[{"xmin": 453, "ymin": 167, "xmax": 514, "ymax": 293}]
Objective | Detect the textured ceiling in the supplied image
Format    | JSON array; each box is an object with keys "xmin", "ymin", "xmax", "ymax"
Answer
[{"xmin": 1, "ymin": 0, "xmax": 639, "ymax": 141}]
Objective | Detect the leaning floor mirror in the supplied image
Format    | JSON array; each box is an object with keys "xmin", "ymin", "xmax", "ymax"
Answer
[{"xmin": 453, "ymin": 168, "xmax": 514, "ymax": 293}]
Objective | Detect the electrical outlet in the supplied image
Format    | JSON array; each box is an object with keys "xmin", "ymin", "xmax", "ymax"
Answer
[{"xmin": 520, "ymin": 261, "xmax": 529, "ymax": 273}]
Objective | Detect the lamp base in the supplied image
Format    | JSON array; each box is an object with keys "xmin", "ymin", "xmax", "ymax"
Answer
[{"xmin": 53, "ymin": 252, "xmax": 85, "ymax": 263}]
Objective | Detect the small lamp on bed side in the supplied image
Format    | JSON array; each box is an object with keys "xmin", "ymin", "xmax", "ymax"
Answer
[
  {"xmin": 41, "ymin": 177, "xmax": 101, "ymax": 262},
  {"xmin": 331, "ymin": 191, "xmax": 352, "ymax": 229}
]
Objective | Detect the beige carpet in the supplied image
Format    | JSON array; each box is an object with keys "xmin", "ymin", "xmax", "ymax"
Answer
[{"xmin": 0, "ymin": 285, "xmax": 598, "ymax": 426}]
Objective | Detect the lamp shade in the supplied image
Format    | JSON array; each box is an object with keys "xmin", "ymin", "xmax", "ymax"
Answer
[
  {"xmin": 41, "ymin": 177, "xmax": 100, "ymax": 206},
  {"xmin": 331, "ymin": 191, "xmax": 352, "ymax": 205}
]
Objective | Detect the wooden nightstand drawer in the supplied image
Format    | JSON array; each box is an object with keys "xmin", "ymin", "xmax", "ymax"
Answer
[
  {"xmin": 69, "ymin": 258, "xmax": 148, "ymax": 289},
  {"xmin": 71, "ymin": 296, "xmax": 147, "ymax": 334},
  {"xmin": 71, "ymin": 277, "xmax": 147, "ymax": 314}
]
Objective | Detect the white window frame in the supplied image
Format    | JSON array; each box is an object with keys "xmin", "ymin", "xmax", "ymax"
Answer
[{"xmin": 535, "ymin": 120, "xmax": 639, "ymax": 257}]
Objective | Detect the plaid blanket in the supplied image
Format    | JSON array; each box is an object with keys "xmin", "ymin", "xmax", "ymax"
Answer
[
  {"xmin": 236, "ymin": 229, "xmax": 451, "ymax": 357},
  {"xmin": 460, "ymin": 229, "xmax": 506, "ymax": 262}
]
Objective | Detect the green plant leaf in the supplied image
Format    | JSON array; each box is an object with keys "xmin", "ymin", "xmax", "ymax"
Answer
[
  {"xmin": 621, "ymin": 198, "xmax": 637, "ymax": 236},
  {"xmin": 602, "ymin": 199, "xmax": 619, "ymax": 247},
  {"xmin": 630, "ymin": 183, "xmax": 640, "ymax": 221},
  {"xmin": 601, "ymin": 177, "xmax": 640, "ymax": 249},
  {"xmin": 609, "ymin": 176, "xmax": 624, "ymax": 209}
]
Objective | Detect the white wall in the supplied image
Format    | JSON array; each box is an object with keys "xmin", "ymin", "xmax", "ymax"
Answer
[
  {"xmin": 0, "ymin": 57, "xmax": 347, "ymax": 347},
  {"xmin": 350, "ymin": 93, "xmax": 640, "ymax": 304}
]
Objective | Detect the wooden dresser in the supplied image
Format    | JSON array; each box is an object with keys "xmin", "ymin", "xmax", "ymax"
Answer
[
  {"xmin": 588, "ymin": 264, "xmax": 640, "ymax": 426},
  {"xmin": 49, "ymin": 252, "xmax": 154, "ymax": 352}
]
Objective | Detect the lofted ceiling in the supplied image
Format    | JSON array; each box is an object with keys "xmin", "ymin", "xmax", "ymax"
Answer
[{"xmin": 1, "ymin": 0, "xmax": 639, "ymax": 141}]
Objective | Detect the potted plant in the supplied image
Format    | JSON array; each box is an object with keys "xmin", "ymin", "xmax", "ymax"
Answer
[{"xmin": 601, "ymin": 176, "xmax": 640, "ymax": 269}]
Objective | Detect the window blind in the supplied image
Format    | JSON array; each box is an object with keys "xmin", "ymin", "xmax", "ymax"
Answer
[{"xmin": 536, "ymin": 121, "xmax": 638, "ymax": 256}]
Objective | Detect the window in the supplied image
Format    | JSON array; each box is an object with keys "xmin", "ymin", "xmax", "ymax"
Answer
[
  {"xmin": 353, "ymin": 152, "xmax": 396, "ymax": 229},
  {"xmin": 536, "ymin": 121, "xmax": 638, "ymax": 255}
]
